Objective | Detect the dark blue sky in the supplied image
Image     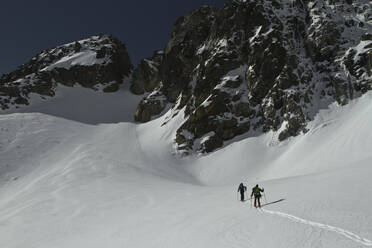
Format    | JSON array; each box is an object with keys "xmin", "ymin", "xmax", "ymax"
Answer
[{"xmin": 0, "ymin": 0, "xmax": 226, "ymax": 75}]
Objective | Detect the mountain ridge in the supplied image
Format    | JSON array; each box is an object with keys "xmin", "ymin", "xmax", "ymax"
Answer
[
  {"xmin": 0, "ymin": 0, "xmax": 371, "ymax": 155},
  {"xmin": 0, "ymin": 34, "xmax": 132, "ymax": 110}
]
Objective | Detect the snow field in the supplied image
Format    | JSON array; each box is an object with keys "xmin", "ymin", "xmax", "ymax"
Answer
[
  {"xmin": 0, "ymin": 91, "xmax": 372, "ymax": 247},
  {"xmin": 0, "ymin": 82, "xmax": 142, "ymax": 124}
]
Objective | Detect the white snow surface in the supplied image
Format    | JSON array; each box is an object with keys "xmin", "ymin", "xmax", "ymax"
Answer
[
  {"xmin": 41, "ymin": 51, "xmax": 105, "ymax": 71},
  {"xmin": 1, "ymin": 90, "xmax": 372, "ymax": 247},
  {"xmin": 0, "ymin": 82, "xmax": 141, "ymax": 124}
]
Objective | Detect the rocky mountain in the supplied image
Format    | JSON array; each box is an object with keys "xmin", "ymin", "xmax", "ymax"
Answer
[
  {"xmin": 132, "ymin": 0, "xmax": 372, "ymax": 154},
  {"xmin": 1, "ymin": 0, "xmax": 371, "ymax": 155},
  {"xmin": 0, "ymin": 34, "xmax": 132, "ymax": 110}
]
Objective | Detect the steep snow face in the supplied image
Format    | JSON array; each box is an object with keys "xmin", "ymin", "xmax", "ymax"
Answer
[
  {"xmin": 41, "ymin": 50, "xmax": 105, "ymax": 71},
  {"xmin": 37, "ymin": 36, "xmax": 113, "ymax": 71},
  {"xmin": 0, "ymin": 91, "xmax": 372, "ymax": 248},
  {"xmin": 187, "ymin": 91, "xmax": 372, "ymax": 185}
]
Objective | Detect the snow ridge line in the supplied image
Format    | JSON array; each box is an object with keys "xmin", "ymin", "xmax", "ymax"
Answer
[{"xmin": 261, "ymin": 209, "xmax": 372, "ymax": 246}]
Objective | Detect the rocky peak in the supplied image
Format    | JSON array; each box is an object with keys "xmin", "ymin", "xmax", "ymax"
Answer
[
  {"xmin": 0, "ymin": 0, "xmax": 370, "ymax": 155},
  {"xmin": 131, "ymin": 0, "xmax": 372, "ymax": 154},
  {"xmin": 0, "ymin": 34, "xmax": 132, "ymax": 110}
]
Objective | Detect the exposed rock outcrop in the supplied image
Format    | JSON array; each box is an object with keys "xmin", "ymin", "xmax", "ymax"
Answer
[
  {"xmin": 0, "ymin": 35, "xmax": 132, "ymax": 110},
  {"xmin": 131, "ymin": 0, "xmax": 372, "ymax": 154}
]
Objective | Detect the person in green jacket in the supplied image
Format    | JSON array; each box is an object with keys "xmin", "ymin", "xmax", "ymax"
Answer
[{"xmin": 251, "ymin": 184, "xmax": 264, "ymax": 208}]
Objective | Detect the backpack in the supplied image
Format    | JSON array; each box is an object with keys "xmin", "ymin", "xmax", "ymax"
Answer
[{"xmin": 253, "ymin": 186, "xmax": 261, "ymax": 196}]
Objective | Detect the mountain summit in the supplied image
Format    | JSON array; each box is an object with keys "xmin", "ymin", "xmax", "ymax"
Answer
[{"xmin": 0, "ymin": 35, "xmax": 132, "ymax": 110}]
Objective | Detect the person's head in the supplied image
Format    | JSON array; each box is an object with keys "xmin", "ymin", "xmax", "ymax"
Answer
[{"xmin": 256, "ymin": 184, "xmax": 259, "ymax": 187}]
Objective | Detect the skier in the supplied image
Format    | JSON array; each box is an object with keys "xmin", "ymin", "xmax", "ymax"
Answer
[
  {"xmin": 251, "ymin": 184, "xmax": 264, "ymax": 208},
  {"xmin": 237, "ymin": 183, "xmax": 247, "ymax": 202}
]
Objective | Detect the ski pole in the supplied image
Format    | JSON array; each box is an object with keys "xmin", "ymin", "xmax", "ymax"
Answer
[{"xmin": 263, "ymin": 192, "xmax": 267, "ymax": 204}]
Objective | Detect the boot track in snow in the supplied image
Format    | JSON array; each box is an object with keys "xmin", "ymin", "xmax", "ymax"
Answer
[{"xmin": 258, "ymin": 208, "xmax": 372, "ymax": 246}]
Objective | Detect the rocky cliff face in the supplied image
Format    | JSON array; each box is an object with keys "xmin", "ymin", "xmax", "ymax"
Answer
[
  {"xmin": 131, "ymin": 0, "xmax": 372, "ymax": 154},
  {"xmin": 0, "ymin": 35, "xmax": 132, "ymax": 110}
]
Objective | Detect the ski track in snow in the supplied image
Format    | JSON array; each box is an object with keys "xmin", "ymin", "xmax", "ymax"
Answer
[{"xmin": 260, "ymin": 208, "xmax": 372, "ymax": 246}]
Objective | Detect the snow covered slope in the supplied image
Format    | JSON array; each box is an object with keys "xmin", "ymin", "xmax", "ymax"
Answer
[
  {"xmin": 0, "ymin": 82, "xmax": 142, "ymax": 124},
  {"xmin": 0, "ymin": 90, "xmax": 372, "ymax": 247}
]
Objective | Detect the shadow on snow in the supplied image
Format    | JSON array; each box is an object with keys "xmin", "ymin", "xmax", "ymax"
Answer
[{"xmin": 261, "ymin": 198, "xmax": 285, "ymax": 207}]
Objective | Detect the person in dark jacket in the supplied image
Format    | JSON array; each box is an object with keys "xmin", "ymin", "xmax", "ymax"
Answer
[
  {"xmin": 251, "ymin": 184, "xmax": 264, "ymax": 208},
  {"xmin": 237, "ymin": 183, "xmax": 247, "ymax": 201}
]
